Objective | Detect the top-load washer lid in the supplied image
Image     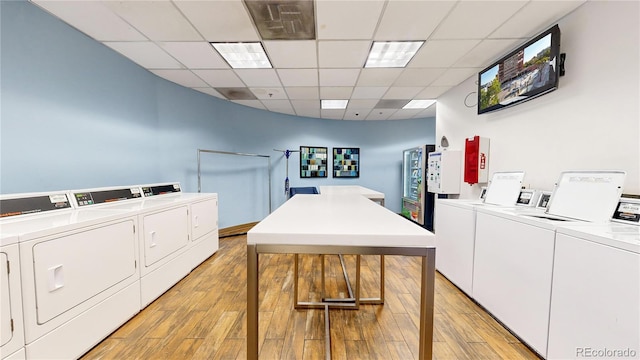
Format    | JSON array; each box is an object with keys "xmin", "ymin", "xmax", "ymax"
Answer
[
  {"xmin": 546, "ymin": 171, "xmax": 626, "ymax": 223},
  {"xmin": 483, "ymin": 171, "xmax": 526, "ymax": 206}
]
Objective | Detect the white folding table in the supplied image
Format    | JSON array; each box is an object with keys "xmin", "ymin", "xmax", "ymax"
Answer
[{"xmin": 247, "ymin": 193, "xmax": 436, "ymax": 359}]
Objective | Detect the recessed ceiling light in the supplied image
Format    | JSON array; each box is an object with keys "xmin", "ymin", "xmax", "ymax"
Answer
[
  {"xmin": 403, "ymin": 99, "xmax": 436, "ymax": 109},
  {"xmin": 210, "ymin": 42, "xmax": 272, "ymax": 69},
  {"xmin": 365, "ymin": 41, "xmax": 424, "ymax": 68},
  {"xmin": 321, "ymin": 99, "xmax": 348, "ymax": 109}
]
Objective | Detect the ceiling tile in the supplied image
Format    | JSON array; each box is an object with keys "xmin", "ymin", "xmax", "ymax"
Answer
[
  {"xmin": 318, "ymin": 41, "xmax": 371, "ymax": 68},
  {"xmin": 320, "ymin": 109, "xmax": 346, "ymax": 120},
  {"xmin": 491, "ymin": 1, "xmax": 586, "ymax": 39},
  {"xmin": 388, "ymin": 109, "xmax": 424, "ymax": 120},
  {"xmin": 250, "ymin": 87, "xmax": 288, "ymax": 100},
  {"xmin": 193, "ymin": 70, "xmax": 245, "ymax": 88},
  {"xmin": 159, "ymin": 42, "xmax": 229, "ymax": 69},
  {"xmin": 366, "ymin": 109, "xmax": 394, "ymax": 120},
  {"xmin": 277, "ymin": 69, "xmax": 319, "ymax": 87},
  {"xmin": 319, "ymin": 69, "xmax": 361, "ymax": 87},
  {"xmin": 347, "ymin": 99, "xmax": 379, "ymax": 109},
  {"xmin": 291, "ymin": 100, "xmax": 321, "ymax": 118},
  {"xmin": 417, "ymin": 86, "xmax": 453, "ymax": 98},
  {"xmin": 374, "ymin": 1, "xmax": 455, "ymax": 40},
  {"xmin": 103, "ymin": 1, "xmax": 201, "ymax": 41},
  {"xmin": 316, "ymin": 0, "xmax": 385, "ymax": 40},
  {"xmin": 32, "ymin": 1, "xmax": 146, "ymax": 41},
  {"xmin": 351, "ymin": 87, "xmax": 389, "ymax": 99},
  {"xmin": 383, "ymin": 87, "xmax": 424, "ymax": 99},
  {"xmin": 264, "ymin": 41, "xmax": 318, "ymax": 68},
  {"xmin": 173, "ymin": 1, "xmax": 260, "ymax": 42},
  {"xmin": 285, "ymin": 87, "xmax": 320, "ymax": 100},
  {"xmin": 235, "ymin": 69, "xmax": 282, "ymax": 87},
  {"xmin": 431, "ymin": 1, "xmax": 528, "ymax": 39},
  {"xmin": 151, "ymin": 70, "xmax": 208, "ymax": 88},
  {"xmin": 356, "ymin": 68, "xmax": 403, "ymax": 87},
  {"xmin": 455, "ymin": 39, "xmax": 524, "ymax": 68},
  {"xmin": 409, "ymin": 40, "xmax": 481, "ymax": 68},
  {"xmin": 232, "ymin": 100, "xmax": 266, "ymax": 110},
  {"xmin": 320, "ymin": 87, "xmax": 353, "ymax": 99},
  {"xmin": 261, "ymin": 100, "xmax": 295, "ymax": 114},
  {"xmin": 343, "ymin": 109, "xmax": 372, "ymax": 120},
  {"xmin": 394, "ymin": 68, "xmax": 446, "ymax": 87},
  {"xmin": 192, "ymin": 87, "xmax": 225, "ymax": 98},
  {"xmin": 104, "ymin": 42, "xmax": 183, "ymax": 69},
  {"xmin": 431, "ymin": 68, "xmax": 478, "ymax": 87}
]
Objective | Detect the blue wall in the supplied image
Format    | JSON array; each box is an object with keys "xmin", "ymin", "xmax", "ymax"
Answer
[{"xmin": 1, "ymin": 1, "xmax": 435, "ymax": 226}]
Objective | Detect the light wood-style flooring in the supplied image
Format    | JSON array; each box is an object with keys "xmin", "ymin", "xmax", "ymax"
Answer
[{"xmin": 81, "ymin": 230, "xmax": 540, "ymax": 360}]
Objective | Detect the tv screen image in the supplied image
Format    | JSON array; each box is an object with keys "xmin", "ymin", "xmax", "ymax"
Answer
[{"xmin": 478, "ymin": 25, "xmax": 561, "ymax": 114}]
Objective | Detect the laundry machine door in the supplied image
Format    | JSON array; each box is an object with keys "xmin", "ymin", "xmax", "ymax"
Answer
[
  {"xmin": 191, "ymin": 197, "xmax": 218, "ymax": 240},
  {"xmin": 141, "ymin": 206, "xmax": 189, "ymax": 267},
  {"xmin": 32, "ymin": 219, "xmax": 137, "ymax": 324},
  {"xmin": 1, "ymin": 252, "xmax": 12, "ymax": 347}
]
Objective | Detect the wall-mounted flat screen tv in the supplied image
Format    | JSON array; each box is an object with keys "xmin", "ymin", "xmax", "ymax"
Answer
[{"xmin": 478, "ymin": 24, "xmax": 561, "ymax": 115}]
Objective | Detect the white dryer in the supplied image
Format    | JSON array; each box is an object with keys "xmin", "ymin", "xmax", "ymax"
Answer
[
  {"xmin": 434, "ymin": 171, "xmax": 525, "ymax": 296},
  {"xmin": 1, "ymin": 233, "xmax": 25, "ymax": 360},
  {"xmin": 472, "ymin": 171, "xmax": 626, "ymax": 358},
  {"xmin": 72, "ymin": 183, "xmax": 218, "ymax": 308},
  {"xmin": 1, "ymin": 192, "xmax": 140, "ymax": 360},
  {"xmin": 547, "ymin": 198, "xmax": 639, "ymax": 360}
]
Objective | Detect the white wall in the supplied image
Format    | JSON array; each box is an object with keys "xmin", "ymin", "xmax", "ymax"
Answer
[{"xmin": 436, "ymin": 1, "xmax": 639, "ymax": 198}]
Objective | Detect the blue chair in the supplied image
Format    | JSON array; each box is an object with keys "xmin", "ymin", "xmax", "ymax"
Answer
[{"xmin": 289, "ymin": 186, "xmax": 318, "ymax": 198}]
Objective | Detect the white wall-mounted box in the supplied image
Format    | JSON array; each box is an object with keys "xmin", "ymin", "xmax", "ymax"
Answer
[{"xmin": 427, "ymin": 150, "xmax": 461, "ymax": 194}]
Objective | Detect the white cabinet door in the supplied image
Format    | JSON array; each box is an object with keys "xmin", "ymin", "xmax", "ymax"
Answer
[
  {"xmin": 434, "ymin": 202, "xmax": 475, "ymax": 295},
  {"xmin": 473, "ymin": 212, "xmax": 555, "ymax": 357},
  {"xmin": 548, "ymin": 234, "xmax": 640, "ymax": 359}
]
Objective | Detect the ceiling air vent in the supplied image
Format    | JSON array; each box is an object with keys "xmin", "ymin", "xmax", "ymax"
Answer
[
  {"xmin": 244, "ymin": 1, "xmax": 315, "ymax": 40},
  {"xmin": 215, "ymin": 88, "xmax": 259, "ymax": 100},
  {"xmin": 374, "ymin": 99, "xmax": 411, "ymax": 109}
]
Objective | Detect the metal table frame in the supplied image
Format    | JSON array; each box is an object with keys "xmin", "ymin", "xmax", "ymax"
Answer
[{"xmin": 247, "ymin": 244, "xmax": 436, "ymax": 359}]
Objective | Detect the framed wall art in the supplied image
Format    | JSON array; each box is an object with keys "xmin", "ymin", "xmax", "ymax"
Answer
[
  {"xmin": 300, "ymin": 146, "xmax": 328, "ymax": 178},
  {"xmin": 333, "ymin": 147, "xmax": 359, "ymax": 178}
]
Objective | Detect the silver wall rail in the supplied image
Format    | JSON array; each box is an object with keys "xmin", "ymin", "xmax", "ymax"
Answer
[{"xmin": 197, "ymin": 149, "xmax": 272, "ymax": 214}]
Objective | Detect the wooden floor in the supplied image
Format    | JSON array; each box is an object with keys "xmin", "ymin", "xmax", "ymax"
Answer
[{"xmin": 81, "ymin": 233, "xmax": 540, "ymax": 360}]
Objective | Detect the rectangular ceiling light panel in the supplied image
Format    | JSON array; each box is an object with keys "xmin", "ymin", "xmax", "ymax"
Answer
[
  {"xmin": 365, "ymin": 41, "xmax": 424, "ymax": 68},
  {"xmin": 211, "ymin": 42, "xmax": 272, "ymax": 68},
  {"xmin": 321, "ymin": 99, "xmax": 349, "ymax": 109},
  {"xmin": 403, "ymin": 99, "xmax": 436, "ymax": 109}
]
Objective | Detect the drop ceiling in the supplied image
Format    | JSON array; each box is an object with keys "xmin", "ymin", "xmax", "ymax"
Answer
[{"xmin": 31, "ymin": 0, "xmax": 585, "ymax": 121}]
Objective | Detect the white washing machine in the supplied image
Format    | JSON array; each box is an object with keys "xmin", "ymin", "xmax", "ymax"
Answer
[
  {"xmin": 547, "ymin": 198, "xmax": 640, "ymax": 360},
  {"xmin": 434, "ymin": 171, "xmax": 525, "ymax": 296},
  {"xmin": 0, "ymin": 192, "xmax": 140, "ymax": 360},
  {"xmin": 472, "ymin": 171, "xmax": 626, "ymax": 358}
]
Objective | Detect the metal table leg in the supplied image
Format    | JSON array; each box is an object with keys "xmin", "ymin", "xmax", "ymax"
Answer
[
  {"xmin": 247, "ymin": 244, "xmax": 259, "ymax": 360},
  {"xmin": 419, "ymin": 248, "xmax": 436, "ymax": 360}
]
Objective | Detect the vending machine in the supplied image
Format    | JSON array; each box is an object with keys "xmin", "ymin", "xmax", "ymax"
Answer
[{"xmin": 401, "ymin": 145, "xmax": 436, "ymax": 230}]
